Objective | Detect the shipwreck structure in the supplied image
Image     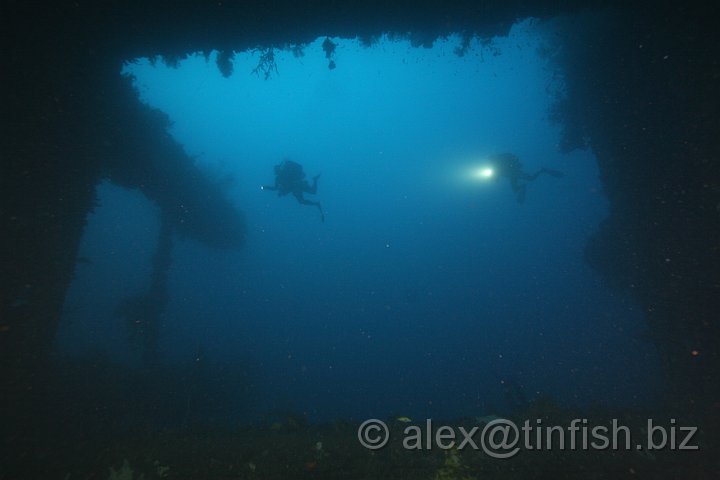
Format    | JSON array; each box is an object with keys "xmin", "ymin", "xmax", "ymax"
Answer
[{"xmin": 2, "ymin": 0, "xmax": 718, "ymax": 464}]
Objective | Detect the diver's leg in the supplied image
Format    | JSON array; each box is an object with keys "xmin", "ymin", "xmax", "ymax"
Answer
[
  {"xmin": 294, "ymin": 193, "xmax": 325, "ymax": 221},
  {"xmin": 516, "ymin": 185, "xmax": 526, "ymax": 204},
  {"xmin": 510, "ymin": 177, "xmax": 526, "ymax": 204},
  {"xmin": 304, "ymin": 174, "xmax": 320, "ymax": 195},
  {"xmin": 540, "ymin": 167, "xmax": 565, "ymax": 178},
  {"xmin": 294, "ymin": 192, "xmax": 320, "ymax": 207}
]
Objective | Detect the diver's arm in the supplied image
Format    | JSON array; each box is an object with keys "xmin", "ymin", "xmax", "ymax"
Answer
[{"xmin": 262, "ymin": 177, "xmax": 281, "ymax": 191}]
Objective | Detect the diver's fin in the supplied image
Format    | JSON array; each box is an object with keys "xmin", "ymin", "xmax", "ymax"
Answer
[{"xmin": 543, "ymin": 168, "xmax": 565, "ymax": 178}]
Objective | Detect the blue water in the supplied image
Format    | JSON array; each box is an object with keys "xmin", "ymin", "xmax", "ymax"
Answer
[{"xmin": 57, "ymin": 20, "xmax": 662, "ymax": 424}]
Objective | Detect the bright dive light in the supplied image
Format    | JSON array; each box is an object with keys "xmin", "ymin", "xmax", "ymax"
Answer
[{"xmin": 475, "ymin": 167, "xmax": 494, "ymax": 179}]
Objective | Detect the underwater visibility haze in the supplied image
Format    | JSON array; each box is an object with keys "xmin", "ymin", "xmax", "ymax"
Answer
[{"xmin": 58, "ymin": 21, "xmax": 661, "ymax": 423}]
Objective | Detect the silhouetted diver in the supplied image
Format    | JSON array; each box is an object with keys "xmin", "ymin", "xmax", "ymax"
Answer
[
  {"xmin": 490, "ymin": 153, "xmax": 564, "ymax": 204},
  {"xmin": 263, "ymin": 159, "xmax": 324, "ymax": 221}
]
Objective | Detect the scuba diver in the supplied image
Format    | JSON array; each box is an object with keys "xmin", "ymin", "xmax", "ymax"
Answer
[
  {"xmin": 262, "ymin": 159, "xmax": 325, "ymax": 222},
  {"xmin": 490, "ymin": 153, "xmax": 565, "ymax": 204}
]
